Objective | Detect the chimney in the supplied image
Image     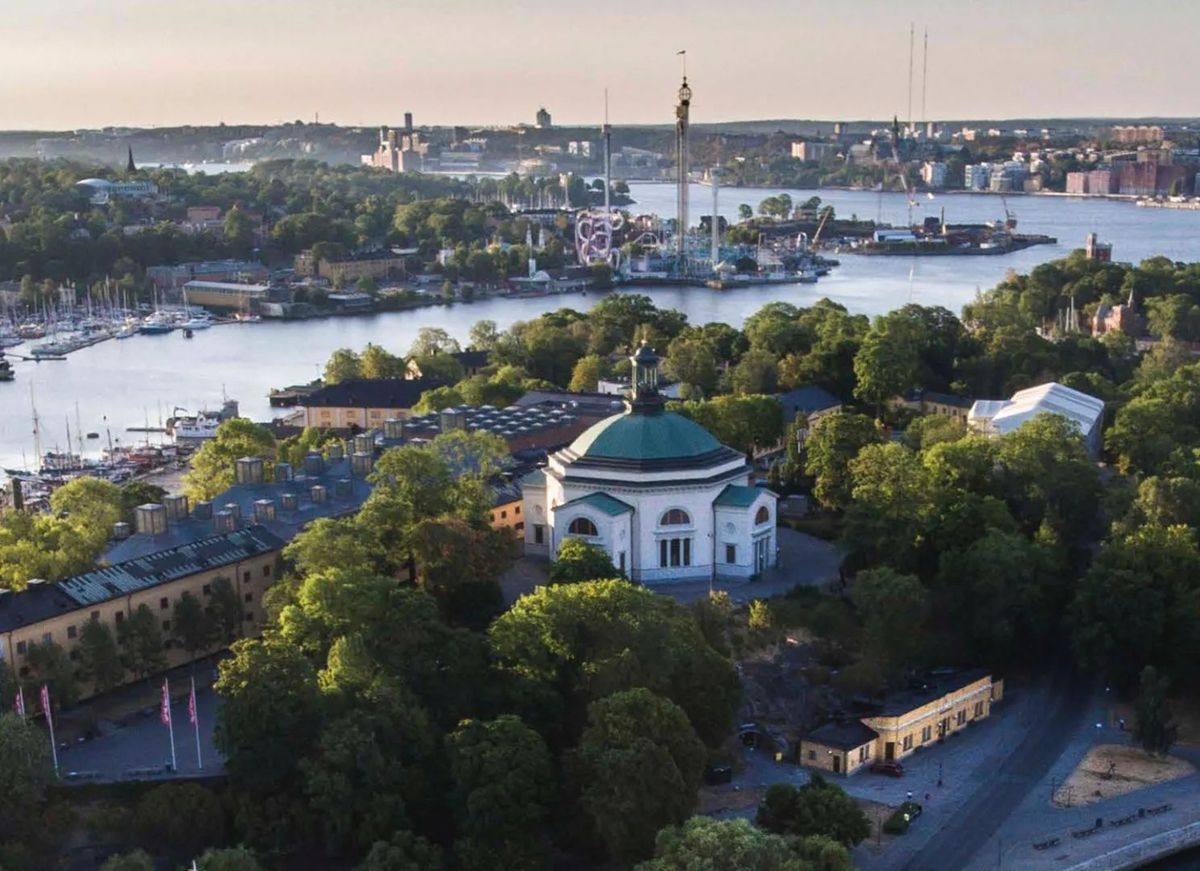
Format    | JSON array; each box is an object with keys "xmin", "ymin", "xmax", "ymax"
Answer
[
  {"xmin": 111, "ymin": 521, "xmax": 132, "ymax": 540},
  {"xmin": 193, "ymin": 501, "xmax": 213, "ymax": 521},
  {"xmin": 383, "ymin": 418, "xmax": 403, "ymax": 440},
  {"xmin": 353, "ymin": 433, "xmax": 374, "ymax": 454},
  {"xmin": 162, "ymin": 494, "xmax": 189, "ymax": 522},
  {"xmin": 223, "ymin": 503, "xmax": 242, "ymax": 525},
  {"xmin": 253, "ymin": 499, "xmax": 277, "ymax": 524},
  {"xmin": 351, "ymin": 451, "xmax": 374, "ymax": 477},
  {"xmin": 303, "ymin": 452, "xmax": 325, "ymax": 477},
  {"xmin": 439, "ymin": 408, "xmax": 465, "ymax": 433},
  {"xmin": 310, "ymin": 484, "xmax": 327, "ymax": 504},
  {"xmin": 214, "ymin": 509, "xmax": 236, "ymax": 533},
  {"xmin": 280, "ymin": 492, "xmax": 299, "ymax": 512},
  {"xmin": 134, "ymin": 503, "xmax": 168, "ymax": 536},
  {"xmin": 327, "ymin": 442, "xmax": 344, "ymax": 462},
  {"xmin": 235, "ymin": 457, "xmax": 264, "ymax": 485},
  {"xmin": 335, "ymin": 478, "xmax": 353, "ymax": 499},
  {"xmin": 274, "ymin": 462, "xmax": 293, "ymax": 482}
]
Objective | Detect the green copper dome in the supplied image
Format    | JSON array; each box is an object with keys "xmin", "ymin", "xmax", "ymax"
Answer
[{"xmin": 569, "ymin": 411, "xmax": 724, "ymax": 463}]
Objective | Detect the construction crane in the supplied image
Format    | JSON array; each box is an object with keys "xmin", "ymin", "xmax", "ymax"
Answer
[
  {"xmin": 999, "ymin": 194, "xmax": 1017, "ymax": 230},
  {"xmin": 809, "ymin": 205, "xmax": 835, "ymax": 251}
]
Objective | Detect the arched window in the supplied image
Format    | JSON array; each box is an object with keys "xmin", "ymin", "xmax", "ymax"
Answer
[
  {"xmin": 568, "ymin": 517, "xmax": 599, "ymax": 537},
  {"xmin": 660, "ymin": 508, "xmax": 691, "ymax": 526},
  {"xmin": 755, "ymin": 506, "xmax": 771, "ymax": 525}
]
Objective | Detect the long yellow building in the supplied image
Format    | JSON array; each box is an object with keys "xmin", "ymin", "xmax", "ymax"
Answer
[{"xmin": 799, "ymin": 670, "xmax": 1003, "ymax": 776}]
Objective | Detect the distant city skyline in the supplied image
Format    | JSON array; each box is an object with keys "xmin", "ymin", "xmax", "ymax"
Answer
[{"xmin": 4, "ymin": 0, "xmax": 1198, "ymax": 129}]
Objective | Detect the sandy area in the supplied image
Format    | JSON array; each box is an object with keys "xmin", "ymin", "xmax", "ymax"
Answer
[{"xmin": 1053, "ymin": 743, "xmax": 1194, "ymax": 807}]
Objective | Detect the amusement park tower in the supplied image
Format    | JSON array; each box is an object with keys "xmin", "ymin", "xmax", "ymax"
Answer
[{"xmin": 675, "ymin": 70, "xmax": 691, "ymax": 261}]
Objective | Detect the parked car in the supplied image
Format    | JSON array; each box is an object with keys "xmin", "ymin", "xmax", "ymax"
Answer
[{"xmin": 870, "ymin": 761, "xmax": 905, "ymax": 777}]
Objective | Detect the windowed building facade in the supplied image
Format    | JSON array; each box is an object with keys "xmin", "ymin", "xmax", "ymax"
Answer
[{"xmin": 522, "ymin": 344, "xmax": 778, "ymax": 584}]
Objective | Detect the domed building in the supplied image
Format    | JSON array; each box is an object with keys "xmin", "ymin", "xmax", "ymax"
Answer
[{"xmin": 523, "ymin": 343, "xmax": 778, "ymax": 584}]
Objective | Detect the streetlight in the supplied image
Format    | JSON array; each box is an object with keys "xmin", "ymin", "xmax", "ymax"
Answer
[{"xmin": 937, "ymin": 760, "xmax": 943, "ymax": 787}]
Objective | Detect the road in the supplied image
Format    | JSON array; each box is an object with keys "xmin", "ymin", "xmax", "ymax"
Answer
[{"xmin": 899, "ymin": 665, "xmax": 1091, "ymax": 871}]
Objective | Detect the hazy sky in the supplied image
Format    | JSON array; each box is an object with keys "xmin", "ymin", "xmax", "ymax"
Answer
[{"xmin": 3, "ymin": 0, "xmax": 1197, "ymax": 129}]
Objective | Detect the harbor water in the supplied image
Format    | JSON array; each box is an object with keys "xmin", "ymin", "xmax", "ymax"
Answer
[{"xmin": 3, "ymin": 184, "xmax": 1200, "ymax": 476}]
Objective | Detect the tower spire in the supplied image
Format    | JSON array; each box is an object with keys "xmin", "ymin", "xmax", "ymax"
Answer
[
  {"xmin": 126, "ymin": 146, "xmax": 136, "ymax": 173},
  {"xmin": 674, "ymin": 52, "xmax": 691, "ymax": 269}
]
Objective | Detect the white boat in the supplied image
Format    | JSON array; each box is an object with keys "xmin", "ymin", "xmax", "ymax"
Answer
[
  {"xmin": 115, "ymin": 323, "xmax": 137, "ymax": 339},
  {"xmin": 181, "ymin": 316, "xmax": 213, "ymax": 330},
  {"xmin": 168, "ymin": 398, "xmax": 239, "ymax": 441}
]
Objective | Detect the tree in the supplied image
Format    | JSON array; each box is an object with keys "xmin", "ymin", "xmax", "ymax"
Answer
[
  {"xmin": 568, "ymin": 354, "xmax": 607, "ymax": 392},
  {"xmin": 134, "ymin": 782, "xmax": 226, "ymax": 858},
  {"xmin": 673, "ymin": 395, "xmax": 784, "ymax": 457},
  {"xmin": 489, "ymin": 580, "xmax": 740, "ymax": 748},
  {"xmin": 849, "ymin": 567, "xmax": 928, "ymax": 673},
  {"xmin": 360, "ymin": 344, "xmax": 406, "ymax": 380},
  {"xmin": 209, "ymin": 576, "xmax": 245, "ymax": 645},
  {"xmin": 324, "ymin": 348, "xmax": 363, "ymax": 385},
  {"xmin": 756, "ymin": 777, "xmax": 870, "ymax": 846},
  {"xmin": 549, "ymin": 538, "xmax": 620, "ymax": 584},
  {"xmin": 0, "ymin": 713, "xmax": 52, "ymax": 840},
  {"xmin": 224, "ymin": 206, "xmax": 255, "ymax": 257},
  {"xmin": 637, "ymin": 817, "xmax": 852, "ymax": 871},
  {"xmin": 738, "ymin": 204, "xmax": 754, "ymax": 221},
  {"xmin": 117, "ymin": 482, "xmax": 168, "ymax": 525},
  {"xmin": 730, "ymin": 350, "xmax": 779, "ymax": 395},
  {"xmin": 804, "ymin": 414, "xmax": 884, "ymax": 510},
  {"xmin": 101, "ymin": 851, "xmax": 154, "ymax": 871},
  {"xmin": 184, "ymin": 418, "xmax": 276, "ymax": 503},
  {"xmin": 853, "ymin": 319, "xmax": 919, "ymax": 412},
  {"xmin": 446, "ymin": 715, "xmax": 555, "ymax": 870},
  {"xmin": 118, "ymin": 604, "xmax": 166, "ymax": 680},
  {"xmin": 174, "ymin": 591, "xmax": 215, "ymax": 660},
  {"xmin": 576, "ymin": 688, "xmax": 707, "ymax": 863},
  {"xmin": 197, "ymin": 847, "xmax": 263, "ymax": 871},
  {"xmin": 664, "ymin": 335, "xmax": 720, "ymax": 397},
  {"xmin": 77, "ymin": 617, "xmax": 125, "ymax": 694},
  {"xmin": 410, "ymin": 327, "xmax": 460, "ymax": 357},
  {"xmin": 214, "ymin": 637, "xmax": 322, "ymax": 792},
  {"xmin": 25, "ymin": 640, "xmax": 78, "ymax": 707},
  {"xmin": 1133, "ymin": 666, "xmax": 1177, "ymax": 757},
  {"xmin": 358, "ymin": 831, "xmax": 444, "ymax": 871},
  {"xmin": 410, "ymin": 353, "xmax": 465, "ymax": 383},
  {"xmin": 412, "ymin": 385, "xmax": 465, "ymax": 414},
  {"xmin": 469, "ymin": 319, "xmax": 500, "ymax": 351}
]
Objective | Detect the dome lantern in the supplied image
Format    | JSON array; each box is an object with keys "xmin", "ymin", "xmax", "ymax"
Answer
[{"xmin": 630, "ymin": 340, "xmax": 662, "ymax": 413}]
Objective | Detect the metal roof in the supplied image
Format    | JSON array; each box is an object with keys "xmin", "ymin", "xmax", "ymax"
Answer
[
  {"xmin": 61, "ymin": 527, "xmax": 286, "ymax": 607},
  {"xmin": 569, "ymin": 411, "xmax": 724, "ymax": 463},
  {"xmin": 714, "ymin": 484, "xmax": 765, "ymax": 508},
  {"xmin": 559, "ymin": 492, "xmax": 633, "ymax": 517},
  {"xmin": 969, "ymin": 382, "xmax": 1103, "ymax": 436},
  {"xmin": 805, "ymin": 720, "xmax": 880, "ymax": 750}
]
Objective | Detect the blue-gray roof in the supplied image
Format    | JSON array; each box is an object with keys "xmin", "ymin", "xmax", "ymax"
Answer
[
  {"xmin": 520, "ymin": 468, "xmax": 547, "ymax": 488},
  {"xmin": 104, "ymin": 457, "xmax": 373, "ymax": 563},
  {"xmin": 559, "ymin": 492, "xmax": 633, "ymax": 516},
  {"xmin": 778, "ymin": 385, "xmax": 842, "ymax": 420},
  {"xmin": 63, "ymin": 527, "xmax": 285, "ymax": 607},
  {"xmin": 714, "ymin": 484, "xmax": 764, "ymax": 508}
]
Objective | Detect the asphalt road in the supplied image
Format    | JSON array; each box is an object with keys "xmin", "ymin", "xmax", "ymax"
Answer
[{"xmin": 900, "ymin": 665, "xmax": 1092, "ymax": 871}]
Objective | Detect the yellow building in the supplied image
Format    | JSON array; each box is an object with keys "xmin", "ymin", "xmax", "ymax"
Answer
[
  {"xmin": 294, "ymin": 250, "xmax": 406, "ymax": 283},
  {"xmin": 300, "ymin": 379, "xmax": 442, "ymax": 430},
  {"xmin": 0, "ymin": 525, "xmax": 283, "ymax": 700},
  {"xmin": 892, "ymin": 389, "xmax": 974, "ymax": 422},
  {"xmin": 799, "ymin": 670, "xmax": 1003, "ymax": 775},
  {"xmin": 182, "ymin": 280, "xmax": 270, "ymax": 312}
]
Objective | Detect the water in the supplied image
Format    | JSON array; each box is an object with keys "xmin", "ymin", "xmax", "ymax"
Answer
[{"xmin": 2, "ymin": 184, "xmax": 1200, "ymax": 475}]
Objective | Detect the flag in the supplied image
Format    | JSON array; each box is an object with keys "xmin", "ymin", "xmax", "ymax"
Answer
[
  {"xmin": 160, "ymin": 678, "xmax": 171, "ymax": 727},
  {"xmin": 187, "ymin": 680, "xmax": 197, "ymax": 727},
  {"xmin": 14, "ymin": 689, "xmax": 25, "ymax": 719},
  {"xmin": 39, "ymin": 684, "xmax": 52, "ymax": 726}
]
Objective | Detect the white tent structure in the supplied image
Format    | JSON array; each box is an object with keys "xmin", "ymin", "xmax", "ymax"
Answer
[{"xmin": 968, "ymin": 382, "xmax": 1105, "ymax": 456}]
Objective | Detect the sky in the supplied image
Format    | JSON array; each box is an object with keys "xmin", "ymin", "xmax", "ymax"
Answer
[{"xmin": 3, "ymin": 0, "xmax": 1197, "ymax": 130}]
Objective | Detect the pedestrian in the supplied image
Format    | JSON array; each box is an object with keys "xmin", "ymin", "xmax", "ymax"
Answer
[
  {"xmin": 906, "ymin": 790, "xmax": 913, "ymax": 802},
  {"xmin": 925, "ymin": 792, "xmax": 931, "ymax": 802}
]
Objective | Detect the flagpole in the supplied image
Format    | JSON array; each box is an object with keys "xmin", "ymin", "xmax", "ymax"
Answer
[
  {"xmin": 40, "ymin": 685, "xmax": 58, "ymax": 776},
  {"xmin": 162, "ymin": 678, "xmax": 177, "ymax": 772},
  {"xmin": 189, "ymin": 676, "xmax": 202, "ymax": 770}
]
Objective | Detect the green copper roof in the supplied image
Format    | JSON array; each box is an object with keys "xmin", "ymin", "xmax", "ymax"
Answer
[
  {"xmin": 560, "ymin": 492, "xmax": 633, "ymax": 516},
  {"xmin": 520, "ymin": 469, "xmax": 547, "ymax": 488},
  {"xmin": 714, "ymin": 484, "xmax": 764, "ymax": 508},
  {"xmin": 570, "ymin": 411, "xmax": 723, "ymax": 462}
]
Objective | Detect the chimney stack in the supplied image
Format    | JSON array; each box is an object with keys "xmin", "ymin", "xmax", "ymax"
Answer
[{"xmin": 134, "ymin": 504, "xmax": 168, "ymax": 536}]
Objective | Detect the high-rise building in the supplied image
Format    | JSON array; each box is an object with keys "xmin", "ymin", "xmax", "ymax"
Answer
[{"xmin": 536, "ymin": 107, "xmax": 552, "ymax": 129}]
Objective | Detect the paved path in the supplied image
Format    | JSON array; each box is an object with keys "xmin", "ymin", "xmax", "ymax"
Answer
[
  {"xmin": 503, "ymin": 527, "xmax": 842, "ymax": 607},
  {"xmin": 889, "ymin": 666, "xmax": 1091, "ymax": 871},
  {"xmin": 54, "ymin": 684, "xmax": 223, "ymax": 784}
]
